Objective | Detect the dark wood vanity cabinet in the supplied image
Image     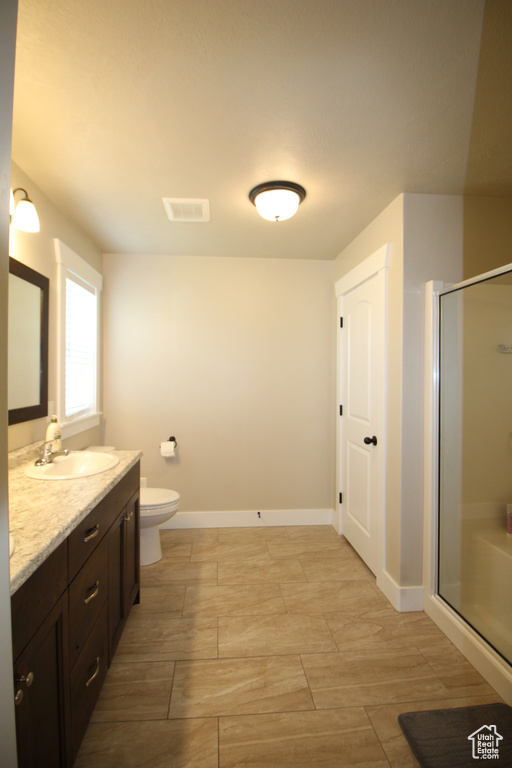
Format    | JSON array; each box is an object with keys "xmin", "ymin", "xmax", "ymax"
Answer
[
  {"xmin": 12, "ymin": 543, "xmax": 70, "ymax": 768},
  {"xmin": 108, "ymin": 489, "xmax": 140, "ymax": 662},
  {"xmin": 11, "ymin": 462, "xmax": 140, "ymax": 768},
  {"xmin": 13, "ymin": 595, "xmax": 70, "ymax": 768}
]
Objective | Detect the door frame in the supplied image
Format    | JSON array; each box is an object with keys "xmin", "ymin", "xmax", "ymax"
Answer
[{"xmin": 334, "ymin": 244, "xmax": 389, "ymax": 580}]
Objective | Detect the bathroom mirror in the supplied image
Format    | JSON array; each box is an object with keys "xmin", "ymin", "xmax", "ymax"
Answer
[{"xmin": 8, "ymin": 257, "xmax": 49, "ymax": 425}]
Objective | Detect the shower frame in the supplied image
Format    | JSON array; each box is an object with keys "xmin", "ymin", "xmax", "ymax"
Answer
[{"xmin": 423, "ymin": 264, "xmax": 512, "ymax": 706}]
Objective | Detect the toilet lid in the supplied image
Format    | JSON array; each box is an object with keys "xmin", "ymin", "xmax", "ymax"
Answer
[{"xmin": 140, "ymin": 487, "xmax": 180, "ymax": 510}]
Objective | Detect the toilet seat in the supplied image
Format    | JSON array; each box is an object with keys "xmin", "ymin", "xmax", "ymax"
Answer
[{"xmin": 140, "ymin": 487, "xmax": 180, "ymax": 515}]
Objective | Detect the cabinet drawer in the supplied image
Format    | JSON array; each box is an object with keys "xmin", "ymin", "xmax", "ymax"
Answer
[
  {"xmin": 68, "ymin": 536, "xmax": 108, "ymax": 669},
  {"xmin": 67, "ymin": 500, "xmax": 111, "ymax": 582},
  {"xmin": 67, "ymin": 463, "xmax": 140, "ymax": 581},
  {"xmin": 70, "ymin": 601, "xmax": 108, "ymax": 762}
]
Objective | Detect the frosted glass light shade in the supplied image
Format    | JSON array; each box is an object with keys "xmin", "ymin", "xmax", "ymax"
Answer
[
  {"xmin": 254, "ymin": 189, "xmax": 300, "ymax": 221},
  {"xmin": 12, "ymin": 197, "xmax": 40, "ymax": 233},
  {"xmin": 249, "ymin": 181, "xmax": 306, "ymax": 222}
]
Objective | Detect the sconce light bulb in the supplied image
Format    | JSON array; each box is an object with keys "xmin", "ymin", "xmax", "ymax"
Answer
[{"xmin": 11, "ymin": 189, "xmax": 40, "ymax": 233}]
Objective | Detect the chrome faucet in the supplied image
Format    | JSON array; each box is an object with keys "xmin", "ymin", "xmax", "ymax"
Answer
[{"xmin": 35, "ymin": 440, "xmax": 69, "ymax": 466}]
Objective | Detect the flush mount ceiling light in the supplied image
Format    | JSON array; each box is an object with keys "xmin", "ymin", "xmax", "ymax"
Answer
[
  {"xmin": 10, "ymin": 187, "xmax": 40, "ymax": 232},
  {"xmin": 248, "ymin": 181, "xmax": 306, "ymax": 222}
]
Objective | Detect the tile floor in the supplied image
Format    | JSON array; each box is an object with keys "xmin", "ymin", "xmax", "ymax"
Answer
[{"xmin": 75, "ymin": 525, "xmax": 503, "ymax": 767}]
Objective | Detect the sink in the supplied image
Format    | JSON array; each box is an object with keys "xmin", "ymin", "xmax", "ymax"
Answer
[{"xmin": 25, "ymin": 451, "xmax": 119, "ymax": 480}]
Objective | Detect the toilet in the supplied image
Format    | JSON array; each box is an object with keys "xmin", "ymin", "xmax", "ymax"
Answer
[{"xmin": 139, "ymin": 487, "xmax": 180, "ymax": 566}]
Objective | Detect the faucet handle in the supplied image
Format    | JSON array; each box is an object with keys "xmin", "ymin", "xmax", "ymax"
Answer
[{"xmin": 35, "ymin": 440, "xmax": 56, "ymax": 466}]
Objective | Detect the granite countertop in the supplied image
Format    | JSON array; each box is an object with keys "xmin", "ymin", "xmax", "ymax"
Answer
[{"xmin": 8, "ymin": 445, "xmax": 142, "ymax": 595}]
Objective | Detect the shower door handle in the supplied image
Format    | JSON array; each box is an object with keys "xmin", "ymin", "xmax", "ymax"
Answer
[{"xmin": 364, "ymin": 436, "xmax": 378, "ymax": 446}]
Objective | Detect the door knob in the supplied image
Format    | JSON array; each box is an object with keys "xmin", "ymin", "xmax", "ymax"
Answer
[{"xmin": 364, "ymin": 436, "xmax": 378, "ymax": 446}]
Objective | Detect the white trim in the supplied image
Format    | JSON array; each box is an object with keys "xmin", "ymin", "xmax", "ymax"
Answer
[
  {"xmin": 54, "ymin": 238, "xmax": 103, "ymax": 290},
  {"xmin": 54, "ymin": 239, "xmax": 102, "ymax": 437},
  {"xmin": 425, "ymin": 594, "xmax": 512, "ymax": 705},
  {"xmin": 377, "ymin": 569, "xmax": 424, "ymax": 612},
  {"xmin": 60, "ymin": 411, "xmax": 102, "ymax": 439},
  {"xmin": 334, "ymin": 243, "xmax": 389, "ymax": 584},
  {"xmin": 335, "ymin": 302, "xmax": 342, "ymax": 536},
  {"xmin": 335, "ymin": 242, "xmax": 390, "ymax": 298},
  {"xmin": 423, "ymin": 280, "xmax": 444, "ymax": 597},
  {"xmin": 160, "ymin": 508, "xmax": 335, "ymax": 529}
]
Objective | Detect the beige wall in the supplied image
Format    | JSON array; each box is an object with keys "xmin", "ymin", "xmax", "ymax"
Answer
[
  {"xmin": 334, "ymin": 193, "xmax": 464, "ymax": 588},
  {"xmin": 8, "ymin": 162, "xmax": 103, "ymax": 451},
  {"xmin": 463, "ymin": 197, "xmax": 512, "ymax": 280},
  {"xmin": 402, "ymin": 194, "xmax": 464, "ymax": 584},
  {"xmin": 461, "ymin": 282, "xmax": 512, "ymax": 504},
  {"xmin": 102, "ymin": 254, "xmax": 336, "ymax": 513}
]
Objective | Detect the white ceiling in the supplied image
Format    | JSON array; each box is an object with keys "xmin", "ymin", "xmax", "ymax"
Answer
[{"xmin": 11, "ymin": 0, "xmax": 512, "ymax": 260}]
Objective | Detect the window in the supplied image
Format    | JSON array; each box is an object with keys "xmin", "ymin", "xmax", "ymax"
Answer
[{"xmin": 55, "ymin": 239, "xmax": 102, "ymax": 437}]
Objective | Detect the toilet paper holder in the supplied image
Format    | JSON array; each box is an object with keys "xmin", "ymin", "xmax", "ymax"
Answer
[
  {"xmin": 159, "ymin": 436, "xmax": 177, "ymax": 458},
  {"xmin": 158, "ymin": 437, "xmax": 177, "ymax": 447}
]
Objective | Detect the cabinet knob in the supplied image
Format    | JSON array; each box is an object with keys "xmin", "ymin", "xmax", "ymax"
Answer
[
  {"xmin": 13, "ymin": 671, "xmax": 34, "ymax": 705},
  {"xmin": 16, "ymin": 671, "xmax": 34, "ymax": 687}
]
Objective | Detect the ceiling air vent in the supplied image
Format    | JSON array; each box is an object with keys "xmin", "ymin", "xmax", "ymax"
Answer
[{"xmin": 163, "ymin": 198, "xmax": 210, "ymax": 222}]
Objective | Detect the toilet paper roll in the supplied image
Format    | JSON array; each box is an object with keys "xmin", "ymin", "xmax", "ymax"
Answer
[{"xmin": 160, "ymin": 441, "xmax": 176, "ymax": 458}]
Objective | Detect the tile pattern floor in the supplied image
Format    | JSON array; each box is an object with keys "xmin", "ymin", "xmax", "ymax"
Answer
[{"xmin": 75, "ymin": 526, "xmax": 503, "ymax": 767}]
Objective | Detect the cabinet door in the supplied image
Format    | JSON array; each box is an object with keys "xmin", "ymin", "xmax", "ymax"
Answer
[
  {"xmin": 107, "ymin": 490, "xmax": 140, "ymax": 662},
  {"xmin": 107, "ymin": 508, "xmax": 124, "ymax": 662},
  {"xmin": 13, "ymin": 594, "xmax": 70, "ymax": 768},
  {"xmin": 123, "ymin": 490, "xmax": 140, "ymax": 611}
]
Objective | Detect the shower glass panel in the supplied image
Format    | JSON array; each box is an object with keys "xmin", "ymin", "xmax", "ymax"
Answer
[{"xmin": 439, "ymin": 268, "xmax": 512, "ymax": 665}]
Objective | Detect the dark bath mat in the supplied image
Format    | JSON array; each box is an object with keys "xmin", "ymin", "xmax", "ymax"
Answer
[{"xmin": 398, "ymin": 702, "xmax": 512, "ymax": 767}]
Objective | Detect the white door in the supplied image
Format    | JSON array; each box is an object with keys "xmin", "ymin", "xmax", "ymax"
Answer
[{"xmin": 335, "ymin": 246, "xmax": 387, "ymax": 577}]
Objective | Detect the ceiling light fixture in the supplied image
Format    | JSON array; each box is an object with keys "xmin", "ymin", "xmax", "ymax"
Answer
[
  {"xmin": 248, "ymin": 181, "xmax": 306, "ymax": 222},
  {"xmin": 10, "ymin": 187, "xmax": 40, "ymax": 232}
]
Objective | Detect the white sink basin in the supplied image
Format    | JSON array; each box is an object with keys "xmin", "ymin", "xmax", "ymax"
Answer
[{"xmin": 25, "ymin": 451, "xmax": 119, "ymax": 480}]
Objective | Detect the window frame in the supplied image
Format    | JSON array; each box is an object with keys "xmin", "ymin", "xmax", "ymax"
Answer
[{"xmin": 54, "ymin": 238, "xmax": 102, "ymax": 438}]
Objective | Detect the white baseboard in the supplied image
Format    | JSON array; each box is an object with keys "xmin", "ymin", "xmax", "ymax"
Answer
[
  {"xmin": 377, "ymin": 569, "xmax": 424, "ymax": 612},
  {"xmin": 425, "ymin": 593, "xmax": 512, "ymax": 706},
  {"xmin": 160, "ymin": 508, "xmax": 335, "ymax": 530}
]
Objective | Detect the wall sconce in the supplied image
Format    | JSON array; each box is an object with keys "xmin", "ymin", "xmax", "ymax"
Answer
[
  {"xmin": 10, "ymin": 188, "xmax": 40, "ymax": 232},
  {"xmin": 248, "ymin": 181, "xmax": 306, "ymax": 222}
]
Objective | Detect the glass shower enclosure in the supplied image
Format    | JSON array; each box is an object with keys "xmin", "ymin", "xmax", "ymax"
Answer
[{"xmin": 438, "ymin": 266, "xmax": 512, "ymax": 665}]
